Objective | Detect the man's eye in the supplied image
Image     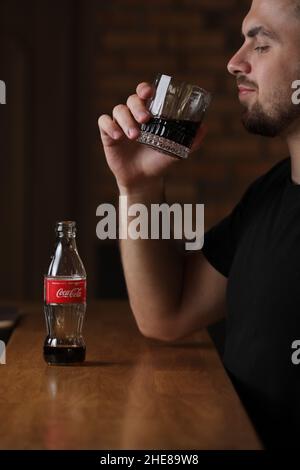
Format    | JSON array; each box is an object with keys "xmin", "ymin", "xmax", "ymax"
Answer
[{"xmin": 255, "ymin": 46, "xmax": 270, "ymax": 53}]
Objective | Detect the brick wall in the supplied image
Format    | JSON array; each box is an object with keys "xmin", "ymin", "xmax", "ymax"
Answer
[
  {"xmin": 91, "ymin": 0, "xmax": 288, "ymax": 230},
  {"xmin": 0, "ymin": 0, "xmax": 288, "ymax": 300}
]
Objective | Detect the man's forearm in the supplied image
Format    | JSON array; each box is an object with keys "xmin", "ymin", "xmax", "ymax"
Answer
[{"xmin": 118, "ymin": 181, "xmax": 184, "ymax": 340}]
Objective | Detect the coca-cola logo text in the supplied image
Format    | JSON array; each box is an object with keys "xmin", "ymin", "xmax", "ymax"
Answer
[
  {"xmin": 45, "ymin": 279, "xmax": 86, "ymax": 304},
  {"xmin": 56, "ymin": 287, "xmax": 82, "ymax": 298}
]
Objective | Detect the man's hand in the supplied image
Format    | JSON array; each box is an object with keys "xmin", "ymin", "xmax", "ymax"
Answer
[{"xmin": 98, "ymin": 81, "xmax": 207, "ymax": 195}]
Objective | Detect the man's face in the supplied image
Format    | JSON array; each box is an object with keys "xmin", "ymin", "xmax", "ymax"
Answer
[{"xmin": 227, "ymin": 0, "xmax": 300, "ymax": 137}]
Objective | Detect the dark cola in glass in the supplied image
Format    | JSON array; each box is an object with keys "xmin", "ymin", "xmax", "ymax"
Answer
[{"xmin": 137, "ymin": 74, "xmax": 211, "ymax": 159}]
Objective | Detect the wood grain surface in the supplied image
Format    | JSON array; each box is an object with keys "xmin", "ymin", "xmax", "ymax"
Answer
[{"xmin": 0, "ymin": 301, "xmax": 262, "ymax": 450}]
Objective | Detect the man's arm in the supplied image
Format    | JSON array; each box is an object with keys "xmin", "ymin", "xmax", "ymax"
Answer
[
  {"xmin": 118, "ymin": 183, "xmax": 227, "ymax": 342},
  {"xmin": 99, "ymin": 81, "xmax": 227, "ymax": 342}
]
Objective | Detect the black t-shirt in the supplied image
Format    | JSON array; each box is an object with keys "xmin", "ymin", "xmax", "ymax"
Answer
[{"xmin": 202, "ymin": 157, "xmax": 300, "ymax": 448}]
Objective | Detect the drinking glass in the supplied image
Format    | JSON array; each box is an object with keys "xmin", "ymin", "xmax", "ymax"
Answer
[{"xmin": 137, "ymin": 73, "xmax": 211, "ymax": 159}]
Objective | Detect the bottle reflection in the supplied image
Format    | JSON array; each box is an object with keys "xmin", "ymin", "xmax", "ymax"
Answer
[
  {"xmin": 42, "ymin": 368, "xmax": 86, "ymax": 449},
  {"xmin": 40, "ymin": 336, "xmax": 213, "ymax": 450}
]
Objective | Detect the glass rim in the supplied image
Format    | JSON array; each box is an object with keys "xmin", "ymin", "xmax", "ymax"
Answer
[{"xmin": 154, "ymin": 73, "xmax": 211, "ymax": 97}]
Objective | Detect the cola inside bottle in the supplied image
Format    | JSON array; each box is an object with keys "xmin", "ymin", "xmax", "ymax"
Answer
[{"xmin": 44, "ymin": 221, "xmax": 87, "ymax": 365}]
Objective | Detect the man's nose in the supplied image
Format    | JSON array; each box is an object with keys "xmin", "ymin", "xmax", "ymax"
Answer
[{"xmin": 227, "ymin": 48, "xmax": 251, "ymax": 76}]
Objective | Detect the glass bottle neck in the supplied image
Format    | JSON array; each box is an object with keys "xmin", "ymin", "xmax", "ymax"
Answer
[
  {"xmin": 55, "ymin": 221, "xmax": 77, "ymax": 240},
  {"xmin": 56, "ymin": 234, "xmax": 77, "ymax": 249}
]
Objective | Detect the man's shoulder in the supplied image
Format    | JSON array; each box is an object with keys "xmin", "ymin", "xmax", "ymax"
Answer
[
  {"xmin": 245, "ymin": 157, "xmax": 289, "ymax": 197},
  {"xmin": 254, "ymin": 156, "xmax": 289, "ymax": 183},
  {"xmin": 236, "ymin": 157, "xmax": 290, "ymax": 213},
  {"xmin": 260, "ymin": 157, "xmax": 290, "ymax": 181}
]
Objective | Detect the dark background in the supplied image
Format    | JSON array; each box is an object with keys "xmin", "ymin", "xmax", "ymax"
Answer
[{"xmin": 0, "ymin": 0, "xmax": 287, "ymax": 316}]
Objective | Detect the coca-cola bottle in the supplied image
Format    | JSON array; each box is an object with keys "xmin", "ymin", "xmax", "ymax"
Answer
[{"xmin": 44, "ymin": 221, "xmax": 87, "ymax": 365}]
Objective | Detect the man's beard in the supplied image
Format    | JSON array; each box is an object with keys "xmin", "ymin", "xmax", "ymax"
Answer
[{"xmin": 242, "ymin": 96, "xmax": 300, "ymax": 137}]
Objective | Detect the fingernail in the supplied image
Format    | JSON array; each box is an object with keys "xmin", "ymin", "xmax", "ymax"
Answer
[
  {"xmin": 139, "ymin": 111, "xmax": 150, "ymax": 120},
  {"xmin": 128, "ymin": 128, "xmax": 138, "ymax": 138}
]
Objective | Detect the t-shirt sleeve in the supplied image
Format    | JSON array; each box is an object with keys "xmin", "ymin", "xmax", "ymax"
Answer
[
  {"xmin": 202, "ymin": 178, "xmax": 262, "ymax": 278},
  {"xmin": 201, "ymin": 158, "xmax": 288, "ymax": 278},
  {"xmin": 201, "ymin": 205, "xmax": 244, "ymax": 278}
]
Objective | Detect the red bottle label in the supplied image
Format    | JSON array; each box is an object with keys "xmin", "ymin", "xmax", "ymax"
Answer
[{"xmin": 45, "ymin": 278, "xmax": 86, "ymax": 304}]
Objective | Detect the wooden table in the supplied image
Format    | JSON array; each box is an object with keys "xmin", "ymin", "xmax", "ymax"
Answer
[{"xmin": 0, "ymin": 301, "xmax": 262, "ymax": 450}]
